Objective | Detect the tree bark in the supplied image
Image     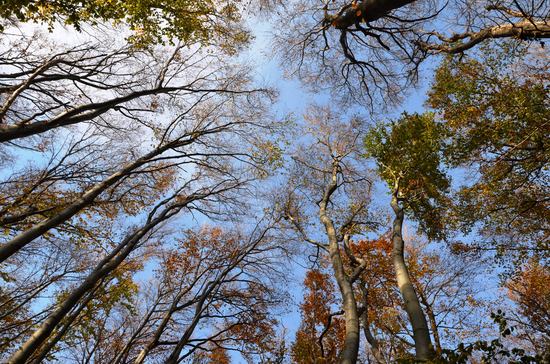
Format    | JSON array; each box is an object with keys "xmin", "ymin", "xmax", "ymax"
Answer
[
  {"xmin": 318, "ymin": 161, "xmax": 360, "ymax": 364},
  {"xmin": 420, "ymin": 20, "xmax": 550, "ymax": 54},
  {"xmin": 390, "ymin": 189, "xmax": 434, "ymax": 361},
  {"xmin": 28, "ymin": 286, "xmax": 99, "ymax": 364},
  {"xmin": 112, "ymin": 295, "xmax": 163, "ymax": 364},
  {"xmin": 6, "ymin": 196, "xmax": 193, "ymax": 364},
  {"xmin": 0, "ymin": 137, "xmax": 194, "ymax": 263},
  {"xmin": 331, "ymin": 0, "xmax": 417, "ymax": 29}
]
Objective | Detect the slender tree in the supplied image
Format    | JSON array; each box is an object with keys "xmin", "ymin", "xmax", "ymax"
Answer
[
  {"xmin": 282, "ymin": 107, "xmax": 375, "ymax": 364},
  {"xmin": 365, "ymin": 113, "xmax": 450, "ymax": 360}
]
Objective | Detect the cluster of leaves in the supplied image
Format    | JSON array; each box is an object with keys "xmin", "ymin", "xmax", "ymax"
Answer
[
  {"xmin": 364, "ymin": 113, "xmax": 450, "ymax": 239},
  {"xmin": 505, "ymin": 257, "xmax": 550, "ymax": 352},
  {"xmin": 0, "ymin": 0, "xmax": 249, "ymax": 48},
  {"xmin": 428, "ymin": 44, "xmax": 549, "ymax": 253},
  {"xmin": 291, "ymin": 268, "xmax": 345, "ymax": 364},
  {"xmin": 438, "ymin": 311, "xmax": 549, "ymax": 364}
]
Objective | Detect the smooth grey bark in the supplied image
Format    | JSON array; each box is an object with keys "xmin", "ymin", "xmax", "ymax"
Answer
[
  {"xmin": 420, "ymin": 20, "xmax": 550, "ymax": 54},
  {"xmin": 318, "ymin": 161, "xmax": 360, "ymax": 364},
  {"xmin": 0, "ymin": 136, "xmax": 195, "ymax": 263},
  {"xmin": 390, "ymin": 186, "xmax": 434, "ymax": 361},
  {"xmin": 6, "ymin": 193, "xmax": 199, "ymax": 364},
  {"xmin": 29, "ymin": 286, "xmax": 99, "ymax": 364}
]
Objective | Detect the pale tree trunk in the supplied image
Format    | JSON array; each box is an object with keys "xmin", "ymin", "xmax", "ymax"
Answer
[
  {"xmin": 6, "ymin": 197, "xmax": 192, "ymax": 364},
  {"xmin": 133, "ymin": 297, "xmax": 195, "ymax": 364},
  {"xmin": 29, "ymin": 285, "xmax": 100, "ymax": 364},
  {"xmin": 162, "ymin": 293, "xmax": 210, "ymax": 364},
  {"xmin": 0, "ymin": 137, "xmax": 194, "ymax": 263},
  {"xmin": 390, "ymin": 188, "xmax": 434, "ymax": 361},
  {"xmin": 318, "ymin": 161, "xmax": 360, "ymax": 364}
]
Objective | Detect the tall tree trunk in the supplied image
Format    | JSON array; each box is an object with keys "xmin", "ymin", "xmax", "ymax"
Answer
[
  {"xmin": 29, "ymin": 286, "xmax": 99, "ymax": 364},
  {"xmin": 318, "ymin": 161, "xmax": 360, "ymax": 364},
  {"xmin": 0, "ymin": 137, "xmax": 194, "ymax": 263},
  {"xmin": 6, "ymin": 199, "xmax": 189, "ymax": 364},
  {"xmin": 390, "ymin": 189, "xmax": 434, "ymax": 361}
]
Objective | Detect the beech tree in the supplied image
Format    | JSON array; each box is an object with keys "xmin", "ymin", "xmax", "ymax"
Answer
[
  {"xmin": 0, "ymin": 2, "xmax": 548, "ymax": 364},
  {"xmin": 0, "ymin": 26, "xmax": 278, "ymax": 262},
  {"xmin": 72, "ymin": 223, "xmax": 286, "ymax": 364},
  {"xmin": 0, "ymin": 13, "xmax": 285, "ymax": 363},
  {"xmin": 281, "ymin": 107, "xmax": 375, "ymax": 363},
  {"xmin": 291, "ymin": 235, "xmax": 488, "ymax": 363},
  {"xmin": 272, "ymin": 0, "xmax": 549, "ymax": 103},
  {"xmin": 364, "ymin": 112, "xmax": 450, "ymax": 360},
  {"xmin": 428, "ymin": 43, "xmax": 549, "ymax": 256},
  {"xmin": 505, "ymin": 257, "xmax": 550, "ymax": 355}
]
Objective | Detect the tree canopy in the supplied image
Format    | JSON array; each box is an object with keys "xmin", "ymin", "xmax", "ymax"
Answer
[{"xmin": 0, "ymin": 1, "xmax": 548, "ymax": 363}]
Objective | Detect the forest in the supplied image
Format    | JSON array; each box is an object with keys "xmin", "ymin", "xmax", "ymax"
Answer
[{"xmin": 0, "ymin": 0, "xmax": 548, "ymax": 363}]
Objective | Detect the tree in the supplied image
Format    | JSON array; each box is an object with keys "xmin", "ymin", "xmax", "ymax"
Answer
[
  {"xmin": 428, "ymin": 43, "xmax": 549, "ymax": 256},
  {"xmin": 291, "ymin": 268, "xmax": 345, "ymax": 364},
  {"xmin": 505, "ymin": 257, "xmax": 550, "ymax": 354},
  {"xmin": 281, "ymin": 106, "xmax": 375, "ymax": 364},
  {"xmin": 105, "ymin": 222, "xmax": 286, "ymax": 364},
  {"xmin": 0, "ymin": 22, "xmax": 283, "ymax": 363},
  {"xmin": 270, "ymin": 0, "xmax": 549, "ymax": 104},
  {"xmin": 291, "ymin": 234, "xmax": 489, "ymax": 363},
  {"xmin": 0, "ymin": 0, "xmax": 249, "ymax": 47},
  {"xmin": 364, "ymin": 112, "xmax": 450, "ymax": 360},
  {"xmin": 0, "ymin": 27, "xmax": 276, "ymax": 263},
  {"xmin": 7, "ymin": 180, "xmax": 240, "ymax": 364}
]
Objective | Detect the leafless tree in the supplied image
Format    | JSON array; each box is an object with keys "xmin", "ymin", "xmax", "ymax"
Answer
[
  {"xmin": 280, "ymin": 106, "xmax": 377, "ymax": 363},
  {"xmin": 270, "ymin": 0, "xmax": 549, "ymax": 104},
  {"xmin": 0, "ymin": 28, "xmax": 277, "ymax": 263}
]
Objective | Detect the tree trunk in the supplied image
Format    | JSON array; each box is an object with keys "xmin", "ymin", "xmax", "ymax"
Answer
[
  {"xmin": 391, "ymin": 193, "xmax": 434, "ymax": 361},
  {"xmin": 29, "ymin": 287, "xmax": 99, "ymax": 364},
  {"xmin": 7, "ymin": 201, "xmax": 186, "ymax": 364},
  {"xmin": 0, "ymin": 137, "xmax": 193, "ymax": 263},
  {"xmin": 112, "ymin": 295, "xmax": 164, "ymax": 364},
  {"xmin": 318, "ymin": 161, "xmax": 360, "ymax": 364}
]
